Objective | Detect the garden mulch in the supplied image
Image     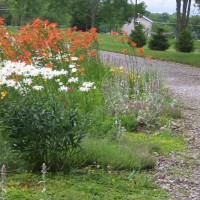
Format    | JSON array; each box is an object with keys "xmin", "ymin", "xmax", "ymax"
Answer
[{"xmin": 100, "ymin": 51, "xmax": 200, "ymax": 200}]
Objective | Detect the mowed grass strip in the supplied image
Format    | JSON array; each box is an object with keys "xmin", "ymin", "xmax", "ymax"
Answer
[
  {"xmin": 98, "ymin": 33, "xmax": 200, "ymax": 67},
  {"xmin": 5, "ymin": 171, "xmax": 169, "ymax": 200}
]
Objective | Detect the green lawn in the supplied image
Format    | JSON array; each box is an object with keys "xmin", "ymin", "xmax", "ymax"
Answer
[
  {"xmin": 5, "ymin": 170, "xmax": 169, "ymax": 200},
  {"xmin": 98, "ymin": 33, "xmax": 200, "ymax": 67}
]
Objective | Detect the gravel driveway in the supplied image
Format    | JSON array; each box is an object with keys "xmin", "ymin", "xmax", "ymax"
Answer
[{"xmin": 100, "ymin": 51, "xmax": 200, "ymax": 200}]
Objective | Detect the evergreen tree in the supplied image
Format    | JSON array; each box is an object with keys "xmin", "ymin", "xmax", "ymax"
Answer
[
  {"xmin": 175, "ymin": 29, "xmax": 194, "ymax": 52},
  {"xmin": 148, "ymin": 27, "xmax": 170, "ymax": 51},
  {"xmin": 129, "ymin": 24, "xmax": 146, "ymax": 48}
]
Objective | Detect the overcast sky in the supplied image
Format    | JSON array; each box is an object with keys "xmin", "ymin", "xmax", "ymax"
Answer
[{"xmin": 139, "ymin": 0, "xmax": 199, "ymax": 15}]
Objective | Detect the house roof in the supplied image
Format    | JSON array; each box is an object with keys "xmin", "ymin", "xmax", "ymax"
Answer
[{"xmin": 139, "ymin": 16, "xmax": 153, "ymax": 23}]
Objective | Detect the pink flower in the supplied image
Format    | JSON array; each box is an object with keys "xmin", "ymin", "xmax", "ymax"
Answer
[{"xmin": 68, "ymin": 87, "xmax": 73, "ymax": 92}]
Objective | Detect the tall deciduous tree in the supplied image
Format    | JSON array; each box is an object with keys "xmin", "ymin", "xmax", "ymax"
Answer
[
  {"xmin": 90, "ymin": 0, "xmax": 100, "ymax": 27},
  {"xmin": 69, "ymin": 0, "xmax": 101, "ymax": 30},
  {"xmin": 176, "ymin": 0, "xmax": 200, "ymax": 36},
  {"xmin": 99, "ymin": 0, "xmax": 145, "ymax": 33},
  {"xmin": 176, "ymin": 0, "xmax": 192, "ymax": 36}
]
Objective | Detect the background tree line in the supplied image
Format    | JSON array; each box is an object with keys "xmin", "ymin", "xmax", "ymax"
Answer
[
  {"xmin": 0, "ymin": 0, "xmax": 199, "ymax": 38},
  {"xmin": 0, "ymin": 0, "xmax": 145, "ymax": 32}
]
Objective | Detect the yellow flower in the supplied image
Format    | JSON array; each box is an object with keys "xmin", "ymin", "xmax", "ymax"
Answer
[
  {"xmin": 1, "ymin": 91, "xmax": 7, "ymax": 99},
  {"xmin": 118, "ymin": 66, "xmax": 124, "ymax": 73},
  {"xmin": 110, "ymin": 68, "xmax": 115, "ymax": 73}
]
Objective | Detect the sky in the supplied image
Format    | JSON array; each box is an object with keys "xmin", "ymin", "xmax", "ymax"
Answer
[{"xmin": 139, "ymin": 0, "xmax": 199, "ymax": 15}]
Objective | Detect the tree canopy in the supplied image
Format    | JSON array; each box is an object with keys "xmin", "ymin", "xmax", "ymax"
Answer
[{"xmin": 0, "ymin": 0, "xmax": 146, "ymax": 32}]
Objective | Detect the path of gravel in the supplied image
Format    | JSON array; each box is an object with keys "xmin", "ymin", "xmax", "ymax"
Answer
[{"xmin": 100, "ymin": 51, "xmax": 200, "ymax": 200}]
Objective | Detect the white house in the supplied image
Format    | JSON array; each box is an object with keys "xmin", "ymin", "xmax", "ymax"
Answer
[{"xmin": 122, "ymin": 16, "xmax": 153, "ymax": 37}]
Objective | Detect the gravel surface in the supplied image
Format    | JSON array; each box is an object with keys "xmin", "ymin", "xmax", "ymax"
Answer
[{"xmin": 100, "ymin": 51, "xmax": 200, "ymax": 200}]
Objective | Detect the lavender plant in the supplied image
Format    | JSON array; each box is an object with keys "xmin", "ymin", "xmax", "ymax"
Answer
[
  {"xmin": 0, "ymin": 165, "xmax": 6, "ymax": 200},
  {"xmin": 38, "ymin": 163, "xmax": 47, "ymax": 200}
]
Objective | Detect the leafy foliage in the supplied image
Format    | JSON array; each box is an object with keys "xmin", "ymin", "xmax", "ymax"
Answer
[
  {"xmin": 0, "ymin": 93, "xmax": 87, "ymax": 172},
  {"xmin": 148, "ymin": 27, "xmax": 170, "ymax": 51}
]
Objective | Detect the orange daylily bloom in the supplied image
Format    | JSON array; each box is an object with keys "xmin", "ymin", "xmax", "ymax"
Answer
[
  {"xmin": 47, "ymin": 63, "xmax": 53, "ymax": 68},
  {"xmin": 146, "ymin": 56, "xmax": 152, "ymax": 60},
  {"xmin": 121, "ymin": 30, "xmax": 127, "ymax": 35},
  {"xmin": 122, "ymin": 48, "xmax": 128, "ymax": 54},
  {"xmin": 136, "ymin": 48, "xmax": 145, "ymax": 56},
  {"xmin": 0, "ymin": 18, "xmax": 99, "ymax": 65},
  {"xmin": 89, "ymin": 50, "xmax": 96, "ymax": 57},
  {"xmin": 78, "ymin": 67, "xmax": 84, "ymax": 72},
  {"xmin": 78, "ymin": 55, "xmax": 85, "ymax": 61},
  {"xmin": 111, "ymin": 31, "xmax": 118, "ymax": 36},
  {"xmin": 130, "ymin": 41, "xmax": 137, "ymax": 47},
  {"xmin": 124, "ymin": 36, "xmax": 129, "ymax": 41},
  {"xmin": 116, "ymin": 37, "xmax": 122, "ymax": 41},
  {"xmin": 0, "ymin": 18, "xmax": 4, "ymax": 25}
]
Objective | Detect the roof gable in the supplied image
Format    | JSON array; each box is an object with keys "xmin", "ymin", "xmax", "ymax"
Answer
[{"xmin": 141, "ymin": 16, "xmax": 153, "ymax": 23}]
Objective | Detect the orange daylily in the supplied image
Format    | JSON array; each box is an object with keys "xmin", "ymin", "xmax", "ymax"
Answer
[
  {"xmin": 146, "ymin": 56, "xmax": 152, "ymax": 60},
  {"xmin": 47, "ymin": 63, "xmax": 53, "ymax": 68},
  {"xmin": 122, "ymin": 48, "xmax": 128, "ymax": 54},
  {"xmin": 78, "ymin": 55, "xmax": 85, "ymax": 61},
  {"xmin": 136, "ymin": 48, "xmax": 145, "ymax": 56},
  {"xmin": 0, "ymin": 18, "xmax": 4, "ymax": 25},
  {"xmin": 116, "ymin": 37, "xmax": 122, "ymax": 41},
  {"xmin": 111, "ymin": 31, "xmax": 118, "ymax": 36},
  {"xmin": 78, "ymin": 67, "xmax": 84, "ymax": 72},
  {"xmin": 121, "ymin": 30, "xmax": 127, "ymax": 35},
  {"xmin": 130, "ymin": 41, "xmax": 137, "ymax": 47},
  {"xmin": 89, "ymin": 50, "xmax": 96, "ymax": 57}
]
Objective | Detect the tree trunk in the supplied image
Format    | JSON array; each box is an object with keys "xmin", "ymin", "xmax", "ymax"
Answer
[
  {"xmin": 176, "ymin": 0, "xmax": 192, "ymax": 37},
  {"xmin": 176, "ymin": 0, "xmax": 181, "ymax": 37},
  {"xmin": 186, "ymin": 0, "xmax": 192, "ymax": 27},
  {"xmin": 90, "ymin": 0, "xmax": 99, "ymax": 28}
]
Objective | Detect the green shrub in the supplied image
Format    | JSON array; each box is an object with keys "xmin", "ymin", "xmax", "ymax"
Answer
[
  {"xmin": 129, "ymin": 24, "xmax": 147, "ymax": 47},
  {"xmin": 0, "ymin": 93, "xmax": 87, "ymax": 172},
  {"xmin": 176, "ymin": 29, "xmax": 194, "ymax": 52},
  {"xmin": 148, "ymin": 28, "xmax": 170, "ymax": 51}
]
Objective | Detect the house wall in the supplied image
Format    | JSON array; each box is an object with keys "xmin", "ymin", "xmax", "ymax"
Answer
[
  {"xmin": 122, "ymin": 20, "xmax": 135, "ymax": 35},
  {"xmin": 138, "ymin": 18, "xmax": 152, "ymax": 37},
  {"xmin": 122, "ymin": 17, "xmax": 153, "ymax": 36}
]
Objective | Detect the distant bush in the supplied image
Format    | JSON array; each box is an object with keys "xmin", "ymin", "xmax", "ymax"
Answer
[
  {"xmin": 148, "ymin": 28, "xmax": 170, "ymax": 51},
  {"xmin": 129, "ymin": 24, "xmax": 147, "ymax": 48},
  {"xmin": 176, "ymin": 29, "xmax": 194, "ymax": 52}
]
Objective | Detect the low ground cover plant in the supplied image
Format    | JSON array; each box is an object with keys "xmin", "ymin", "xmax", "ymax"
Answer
[{"xmin": 3, "ymin": 171, "xmax": 169, "ymax": 200}]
